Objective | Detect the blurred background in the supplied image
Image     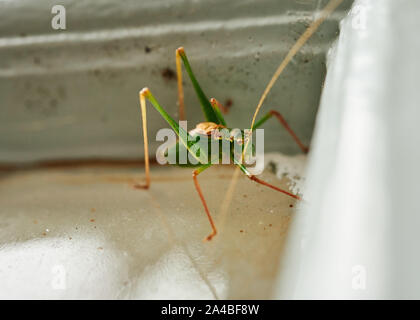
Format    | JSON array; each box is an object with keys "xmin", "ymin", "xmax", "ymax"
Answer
[
  {"xmin": 0, "ymin": 0, "xmax": 354, "ymax": 299},
  {"xmin": 0, "ymin": 0, "xmax": 352, "ymax": 164},
  {"xmin": 16, "ymin": 0, "xmax": 420, "ymax": 301}
]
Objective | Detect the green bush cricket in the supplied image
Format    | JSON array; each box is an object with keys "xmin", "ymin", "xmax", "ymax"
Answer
[{"xmin": 136, "ymin": 0, "xmax": 344, "ymax": 241}]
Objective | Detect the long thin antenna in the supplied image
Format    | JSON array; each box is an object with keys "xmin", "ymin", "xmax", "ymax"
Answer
[
  {"xmin": 248, "ymin": 0, "xmax": 344, "ymax": 133},
  {"xmin": 218, "ymin": 0, "xmax": 344, "ymax": 239}
]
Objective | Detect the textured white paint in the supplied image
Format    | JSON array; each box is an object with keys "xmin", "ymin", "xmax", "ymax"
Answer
[{"xmin": 276, "ymin": 0, "xmax": 420, "ymax": 299}]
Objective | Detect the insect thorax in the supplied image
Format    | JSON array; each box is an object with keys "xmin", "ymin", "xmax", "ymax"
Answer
[{"xmin": 188, "ymin": 122, "xmax": 226, "ymax": 136}]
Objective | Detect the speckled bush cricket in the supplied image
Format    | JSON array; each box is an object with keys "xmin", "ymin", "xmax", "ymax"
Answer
[{"xmin": 136, "ymin": 0, "xmax": 344, "ymax": 241}]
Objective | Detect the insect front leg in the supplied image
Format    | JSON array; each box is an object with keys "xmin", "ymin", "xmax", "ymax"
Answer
[
  {"xmin": 135, "ymin": 88, "xmax": 188, "ymax": 189},
  {"xmin": 192, "ymin": 164, "xmax": 217, "ymax": 241},
  {"xmin": 134, "ymin": 90, "xmax": 151, "ymax": 189}
]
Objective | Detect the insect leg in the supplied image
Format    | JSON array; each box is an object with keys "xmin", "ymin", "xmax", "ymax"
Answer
[
  {"xmin": 209, "ymin": 98, "xmax": 227, "ymax": 127},
  {"xmin": 135, "ymin": 88, "xmax": 210, "ymax": 188},
  {"xmin": 175, "ymin": 48, "xmax": 185, "ymax": 120},
  {"xmin": 234, "ymin": 160, "xmax": 301, "ymax": 200},
  {"xmin": 210, "ymin": 98, "xmax": 229, "ymax": 115},
  {"xmin": 248, "ymin": 175, "xmax": 301, "ymax": 200},
  {"xmin": 175, "ymin": 47, "xmax": 220, "ymax": 124},
  {"xmin": 252, "ymin": 110, "xmax": 309, "ymax": 153},
  {"xmin": 135, "ymin": 88, "xmax": 189, "ymax": 188},
  {"xmin": 134, "ymin": 89, "xmax": 151, "ymax": 189},
  {"xmin": 192, "ymin": 164, "xmax": 217, "ymax": 241}
]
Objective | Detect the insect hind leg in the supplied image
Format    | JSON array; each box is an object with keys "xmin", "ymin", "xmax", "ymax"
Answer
[
  {"xmin": 249, "ymin": 175, "xmax": 301, "ymax": 200},
  {"xmin": 252, "ymin": 110, "xmax": 309, "ymax": 154},
  {"xmin": 192, "ymin": 164, "xmax": 217, "ymax": 241},
  {"xmin": 235, "ymin": 161, "xmax": 301, "ymax": 200}
]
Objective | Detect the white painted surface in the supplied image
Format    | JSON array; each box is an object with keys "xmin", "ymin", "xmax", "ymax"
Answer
[{"xmin": 275, "ymin": 0, "xmax": 420, "ymax": 299}]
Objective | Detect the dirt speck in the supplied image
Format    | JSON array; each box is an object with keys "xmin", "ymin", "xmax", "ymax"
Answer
[
  {"xmin": 289, "ymin": 204, "xmax": 294, "ymax": 208},
  {"xmin": 90, "ymin": 219, "xmax": 95, "ymax": 222},
  {"xmin": 145, "ymin": 46, "xmax": 152, "ymax": 53},
  {"xmin": 240, "ymin": 230, "xmax": 244, "ymax": 233},
  {"xmin": 225, "ymin": 98, "xmax": 233, "ymax": 108},
  {"xmin": 161, "ymin": 67, "xmax": 176, "ymax": 81}
]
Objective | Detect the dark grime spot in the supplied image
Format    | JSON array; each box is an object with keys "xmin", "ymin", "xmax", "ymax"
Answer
[
  {"xmin": 161, "ymin": 67, "xmax": 176, "ymax": 81},
  {"xmin": 225, "ymin": 98, "xmax": 233, "ymax": 109},
  {"xmin": 145, "ymin": 46, "xmax": 152, "ymax": 53}
]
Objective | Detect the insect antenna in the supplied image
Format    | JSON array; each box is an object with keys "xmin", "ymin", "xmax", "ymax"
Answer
[
  {"xmin": 216, "ymin": 0, "xmax": 344, "ymax": 237},
  {"xmin": 248, "ymin": 0, "xmax": 344, "ymax": 132}
]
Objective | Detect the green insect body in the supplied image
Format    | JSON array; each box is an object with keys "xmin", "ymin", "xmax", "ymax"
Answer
[
  {"xmin": 140, "ymin": 47, "xmax": 257, "ymax": 176},
  {"xmin": 163, "ymin": 127, "xmax": 255, "ymax": 168},
  {"xmin": 139, "ymin": 47, "xmax": 307, "ymax": 241},
  {"xmin": 138, "ymin": 0, "xmax": 342, "ymax": 241}
]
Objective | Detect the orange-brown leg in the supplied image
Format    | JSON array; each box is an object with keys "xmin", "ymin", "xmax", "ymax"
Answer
[
  {"xmin": 134, "ymin": 89, "xmax": 151, "ymax": 189},
  {"xmin": 249, "ymin": 175, "xmax": 301, "ymax": 200},
  {"xmin": 253, "ymin": 110, "xmax": 309, "ymax": 154},
  {"xmin": 175, "ymin": 47, "xmax": 185, "ymax": 120},
  {"xmin": 271, "ymin": 110, "xmax": 309, "ymax": 153},
  {"xmin": 193, "ymin": 165, "xmax": 217, "ymax": 241}
]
